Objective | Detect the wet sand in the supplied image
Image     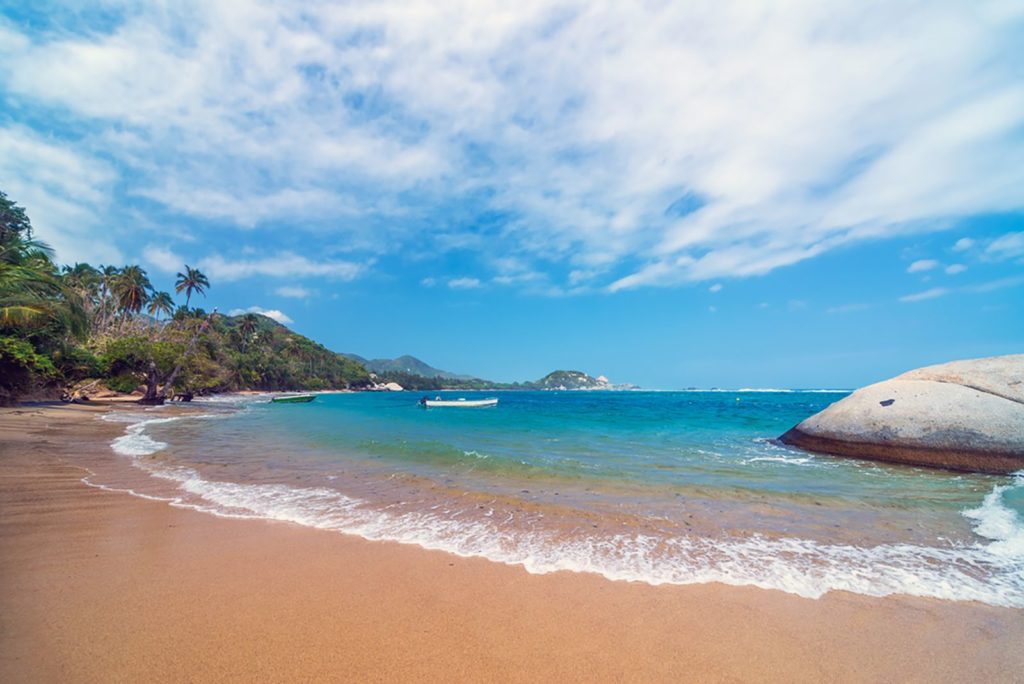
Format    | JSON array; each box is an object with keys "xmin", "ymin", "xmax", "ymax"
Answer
[{"xmin": 1, "ymin": 403, "xmax": 1022, "ymax": 682}]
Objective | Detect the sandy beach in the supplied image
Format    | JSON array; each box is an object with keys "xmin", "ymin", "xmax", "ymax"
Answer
[{"xmin": 1, "ymin": 403, "xmax": 1022, "ymax": 683}]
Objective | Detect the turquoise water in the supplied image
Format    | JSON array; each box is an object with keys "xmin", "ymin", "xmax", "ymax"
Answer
[{"xmin": 103, "ymin": 390, "xmax": 1024, "ymax": 607}]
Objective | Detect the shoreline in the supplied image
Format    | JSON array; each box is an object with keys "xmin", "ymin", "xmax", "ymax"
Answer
[{"xmin": 2, "ymin": 404, "xmax": 1022, "ymax": 681}]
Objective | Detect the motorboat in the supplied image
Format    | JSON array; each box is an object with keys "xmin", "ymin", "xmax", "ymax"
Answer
[{"xmin": 419, "ymin": 396, "xmax": 498, "ymax": 408}]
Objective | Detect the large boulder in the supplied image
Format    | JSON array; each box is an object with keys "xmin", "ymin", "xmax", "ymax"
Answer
[{"xmin": 779, "ymin": 355, "xmax": 1024, "ymax": 474}]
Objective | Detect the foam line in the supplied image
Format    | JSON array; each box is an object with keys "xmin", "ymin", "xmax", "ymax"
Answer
[{"xmin": 104, "ymin": 414, "xmax": 1024, "ymax": 608}]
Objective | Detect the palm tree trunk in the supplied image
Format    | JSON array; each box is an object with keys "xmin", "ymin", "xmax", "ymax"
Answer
[{"xmin": 99, "ymin": 282, "xmax": 109, "ymax": 332}]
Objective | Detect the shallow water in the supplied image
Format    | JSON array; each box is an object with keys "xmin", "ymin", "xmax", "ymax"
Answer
[{"xmin": 97, "ymin": 390, "xmax": 1024, "ymax": 607}]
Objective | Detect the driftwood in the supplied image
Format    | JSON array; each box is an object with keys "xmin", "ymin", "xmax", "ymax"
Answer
[
  {"xmin": 62, "ymin": 378, "xmax": 103, "ymax": 403},
  {"xmin": 137, "ymin": 361, "xmax": 165, "ymax": 405}
]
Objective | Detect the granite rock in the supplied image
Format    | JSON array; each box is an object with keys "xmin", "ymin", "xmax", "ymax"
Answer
[{"xmin": 780, "ymin": 355, "xmax": 1024, "ymax": 473}]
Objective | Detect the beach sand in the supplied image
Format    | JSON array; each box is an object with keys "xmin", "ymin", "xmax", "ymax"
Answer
[{"xmin": 1, "ymin": 404, "xmax": 1022, "ymax": 682}]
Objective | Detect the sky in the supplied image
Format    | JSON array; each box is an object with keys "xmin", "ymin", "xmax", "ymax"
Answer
[{"xmin": 1, "ymin": 0, "xmax": 1022, "ymax": 388}]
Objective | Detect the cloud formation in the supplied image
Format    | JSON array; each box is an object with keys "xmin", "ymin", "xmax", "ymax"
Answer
[
  {"xmin": 448, "ymin": 277, "xmax": 482, "ymax": 289},
  {"xmin": 228, "ymin": 306, "xmax": 294, "ymax": 324},
  {"xmin": 899, "ymin": 287, "xmax": 949, "ymax": 303},
  {"xmin": 274, "ymin": 285, "xmax": 314, "ymax": 299},
  {"xmin": 199, "ymin": 253, "xmax": 363, "ymax": 282},
  {"xmin": 2, "ymin": 1, "xmax": 1023, "ymax": 290},
  {"xmin": 986, "ymin": 231, "xmax": 1024, "ymax": 261},
  {"xmin": 907, "ymin": 259, "xmax": 940, "ymax": 273},
  {"xmin": 142, "ymin": 244, "xmax": 185, "ymax": 274}
]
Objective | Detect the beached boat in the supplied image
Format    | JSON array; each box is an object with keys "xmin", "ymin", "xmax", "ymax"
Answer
[
  {"xmin": 420, "ymin": 397, "xmax": 498, "ymax": 408},
  {"xmin": 271, "ymin": 394, "xmax": 317, "ymax": 404}
]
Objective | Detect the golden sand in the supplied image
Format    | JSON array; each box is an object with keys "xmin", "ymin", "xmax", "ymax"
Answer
[{"xmin": 1, "ymin": 403, "xmax": 1022, "ymax": 682}]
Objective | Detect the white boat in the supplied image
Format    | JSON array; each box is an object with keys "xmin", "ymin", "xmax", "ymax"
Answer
[{"xmin": 420, "ymin": 397, "xmax": 498, "ymax": 408}]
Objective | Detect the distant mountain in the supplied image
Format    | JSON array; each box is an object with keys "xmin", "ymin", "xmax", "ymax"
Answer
[
  {"xmin": 532, "ymin": 370, "xmax": 611, "ymax": 390},
  {"xmin": 339, "ymin": 353, "xmax": 477, "ymax": 381},
  {"xmin": 339, "ymin": 353, "xmax": 634, "ymax": 391}
]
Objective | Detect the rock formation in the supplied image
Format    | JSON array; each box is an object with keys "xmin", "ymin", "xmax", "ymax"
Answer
[{"xmin": 779, "ymin": 355, "xmax": 1024, "ymax": 474}]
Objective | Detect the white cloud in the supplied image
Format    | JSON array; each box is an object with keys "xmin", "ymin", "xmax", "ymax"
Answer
[
  {"xmin": 2, "ymin": 2, "xmax": 1023, "ymax": 289},
  {"xmin": 945, "ymin": 263, "xmax": 967, "ymax": 275},
  {"xmin": 143, "ymin": 245, "xmax": 184, "ymax": 274},
  {"xmin": 274, "ymin": 285, "xmax": 313, "ymax": 298},
  {"xmin": 965, "ymin": 275, "xmax": 1024, "ymax": 293},
  {"xmin": 199, "ymin": 253, "xmax": 363, "ymax": 282},
  {"xmin": 899, "ymin": 287, "xmax": 949, "ymax": 302},
  {"xmin": 568, "ymin": 269, "xmax": 600, "ymax": 286},
  {"xmin": 493, "ymin": 272, "xmax": 543, "ymax": 286},
  {"xmin": 907, "ymin": 259, "xmax": 940, "ymax": 273},
  {"xmin": 898, "ymin": 276, "xmax": 1023, "ymax": 302},
  {"xmin": 708, "ymin": 283, "xmax": 723, "ymax": 293},
  {"xmin": 0, "ymin": 124, "xmax": 121, "ymax": 265},
  {"xmin": 953, "ymin": 237, "xmax": 975, "ymax": 251},
  {"xmin": 136, "ymin": 184, "xmax": 361, "ymax": 229},
  {"xmin": 986, "ymin": 231, "xmax": 1024, "ymax": 260},
  {"xmin": 448, "ymin": 277, "xmax": 481, "ymax": 289},
  {"xmin": 227, "ymin": 306, "xmax": 294, "ymax": 324},
  {"xmin": 420, "ymin": 277, "xmax": 437, "ymax": 287}
]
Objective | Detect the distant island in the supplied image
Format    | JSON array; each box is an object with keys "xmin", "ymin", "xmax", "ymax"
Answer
[{"xmin": 355, "ymin": 359, "xmax": 634, "ymax": 393}]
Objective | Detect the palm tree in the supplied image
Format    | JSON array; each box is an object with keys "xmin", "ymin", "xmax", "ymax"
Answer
[
  {"xmin": 112, "ymin": 265, "xmax": 152, "ymax": 319},
  {"xmin": 61, "ymin": 263, "xmax": 101, "ymax": 316},
  {"xmin": 175, "ymin": 265, "xmax": 210, "ymax": 310},
  {"xmin": 0, "ymin": 234, "xmax": 87, "ymax": 339},
  {"xmin": 97, "ymin": 265, "xmax": 120, "ymax": 332},
  {"xmin": 239, "ymin": 313, "xmax": 259, "ymax": 352},
  {"xmin": 147, "ymin": 291, "xmax": 175, "ymax": 320},
  {"xmin": 239, "ymin": 313, "xmax": 259, "ymax": 336}
]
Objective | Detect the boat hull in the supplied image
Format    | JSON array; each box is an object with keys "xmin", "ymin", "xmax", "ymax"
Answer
[
  {"xmin": 422, "ymin": 398, "xmax": 498, "ymax": 408},
  {"xmin": 271, "ymin": 394, "xmax": 317, "ymax": 404}
]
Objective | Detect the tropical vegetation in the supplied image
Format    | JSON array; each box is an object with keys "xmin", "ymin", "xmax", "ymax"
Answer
[{"xmin": 0, "ymin": 190, "xmax": 370, "ymax": 404}]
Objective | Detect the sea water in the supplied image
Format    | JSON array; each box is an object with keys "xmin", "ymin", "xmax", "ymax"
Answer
[{"xmin": 97, "ymin": 391, "xmax": 1024, "ymax": 607}]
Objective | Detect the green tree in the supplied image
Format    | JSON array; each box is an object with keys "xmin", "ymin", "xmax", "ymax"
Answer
[
  {"xmin": 0, "ymin": 336, "xmax": 57, "ymax": 405},
  {"xmin": 112, "ymin": 265, "xmax": 152, "ymax": 318},
  {"xmin": 61, "ymin": 263, "xmax": 101, "ymax": 319},
  {"xmin": 147, "ymin": 291, "xmax": 175, "ymax": 320},
  {"xmin": 97, "ymin": 264, "xmax": 120, "ymax": 331},
  {"xmin": 175, "ymin": 265, "xmax": 210, "ymax": 310},
  {"xmin": 0, "ymin": 233, "xmax": 86, "ymax": 339},
  {"xmin": 0, "ymin": 191, "xmax": 32, "ymax": 243}
]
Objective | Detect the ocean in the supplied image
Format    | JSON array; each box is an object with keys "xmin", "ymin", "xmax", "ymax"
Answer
[{"xmin": 94, "ymin": 390, "xmax": 1024, "ymax": 607}]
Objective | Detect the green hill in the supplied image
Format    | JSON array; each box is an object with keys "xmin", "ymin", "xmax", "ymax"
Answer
[
  {"xmin": 532, "ymin": 370, "xmax": 610, "ymax": 390},
  {"xmin": 340, "ymin": 353, "xmax": 476, "ymax": 381}
]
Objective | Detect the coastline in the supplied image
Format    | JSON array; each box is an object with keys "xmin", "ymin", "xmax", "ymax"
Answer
[{"xmin": 1, "ymin": 404, "xmax": 1022, "ymax": 682}]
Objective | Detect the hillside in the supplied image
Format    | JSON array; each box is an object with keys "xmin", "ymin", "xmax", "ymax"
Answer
[
  {"xmin": 83, "ymin": 312, "xmax": 372, "ymax": 399},
  {"xmin": 340, "ymin": 353, "xmax": 475, "ymax": 381},
  {"xmin": 532, "ymin": 370, "xmax": 611, "ymax": 390},
  {"xmin": 361, "ymin": 362, "xmax": 628, "ymax": 392}
]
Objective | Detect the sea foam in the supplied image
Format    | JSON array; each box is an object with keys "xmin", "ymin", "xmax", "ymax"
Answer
[
  {"xmin": 106, "ymin": 414, "xmax": 1024, "ymax": 608},
  {"xmin": 142, "ymin": 466, "xmax": 1024, "ymax": 607},
  {"xmin": 963, "ymin": 472, "xmax": 1024, "ymax": 558},
  {"xmin": 109, "ymin": 417, "xmax": 180, "ymax": 456}
]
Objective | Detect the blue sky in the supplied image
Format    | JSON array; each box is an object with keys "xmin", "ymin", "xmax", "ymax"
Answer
[{"xmin": 1, "ymin": 0, "xmax": 1022, "ymax": 388}]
